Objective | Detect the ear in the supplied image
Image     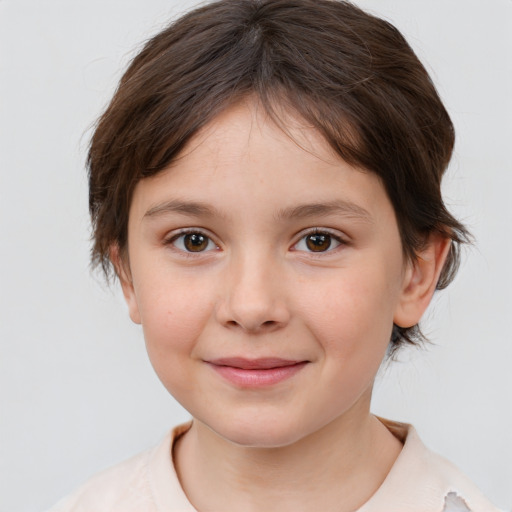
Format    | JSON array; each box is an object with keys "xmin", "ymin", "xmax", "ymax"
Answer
[
  {"xmin": 109, "ymin": 244, "xmax": 142, "ymax": 325},
  {"xmin": 393, "ymin": 234, "xmax": 452, "ymax": 328}
]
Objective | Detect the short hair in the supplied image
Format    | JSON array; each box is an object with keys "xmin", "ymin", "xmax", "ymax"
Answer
[{"xmin": 88, "ymin": 0, "xmax": 470, "ymax": 352}]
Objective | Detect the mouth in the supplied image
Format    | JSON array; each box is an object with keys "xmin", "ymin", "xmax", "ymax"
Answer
[{"xmin": 205, "ymin": 357, "xmax": 308, "ymax": 387}]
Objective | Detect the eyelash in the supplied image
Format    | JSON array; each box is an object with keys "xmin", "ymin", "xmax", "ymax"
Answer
[
  {"xmin": 165, "ymin": 229, "xmax": 219, "ymax": 255},
  {"xmin": 164, "ymin": 228, "xmax": 347, "ymax": 256},
  {"xmin": 292, "ymin": 228, "xmax": 347, "ymax": 254}
]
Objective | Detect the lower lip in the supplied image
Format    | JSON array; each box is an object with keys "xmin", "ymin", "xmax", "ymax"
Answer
[{"xmin": 209, "ymin": 362, "xmax": 308, "ymax": 388}]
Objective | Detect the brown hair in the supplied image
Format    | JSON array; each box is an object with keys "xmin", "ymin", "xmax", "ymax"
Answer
[{"xmin": 88, "ymin": 0, "xmax": 469, "ymax": 351}]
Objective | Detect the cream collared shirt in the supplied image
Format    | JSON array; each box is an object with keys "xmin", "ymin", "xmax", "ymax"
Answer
[{"xmin": 48, "ymin": 420, "xmax": 501, "ymax": 512}]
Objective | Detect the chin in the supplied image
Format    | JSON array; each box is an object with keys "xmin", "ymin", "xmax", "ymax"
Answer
[{"xmin": 207, "ymin": 412, "xmax": 315, "ymax": 449}]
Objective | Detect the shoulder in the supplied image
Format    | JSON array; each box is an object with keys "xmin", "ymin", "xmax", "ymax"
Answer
[
  {"xmin": 47, "ymin": 423, "xmax": 194, "ymax": 512},
  {"xmin": 47, "ymin": 444, "xmax": 158, "ymax": 512},
  {"xmin": 360, "ymin": 418, "xmax": 503, "ymax": 512}
]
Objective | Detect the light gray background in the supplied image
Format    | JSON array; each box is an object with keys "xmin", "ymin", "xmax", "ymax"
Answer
[{"xmin": 1, "ymin": 1, "xmax": 511, "ymax": 511}]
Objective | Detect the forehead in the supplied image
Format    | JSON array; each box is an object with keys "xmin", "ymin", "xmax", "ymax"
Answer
[
  {"xmin": 173, "ymin": 99, "xmax": 342, "ymax": 171},
  {"xmin": 128, "ymin": 99, "xmax": 393, "ymax": 228}
]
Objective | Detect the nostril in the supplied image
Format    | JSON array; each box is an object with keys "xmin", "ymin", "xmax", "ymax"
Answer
[
  {"xmin": 224, "ymin": 319, "xmax": 279, "ymax": 332},
  {"xmin": 216, "ymin": 294, "xmax": 291, "ymax": 333}
]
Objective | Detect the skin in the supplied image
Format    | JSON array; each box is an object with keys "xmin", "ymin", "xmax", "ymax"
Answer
[{"xmin": 116, "ymin": 99, "xmax": 450, "ymax": 511}]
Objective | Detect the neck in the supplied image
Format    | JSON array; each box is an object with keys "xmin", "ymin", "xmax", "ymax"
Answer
[{"xmin": 174, "ymin": 398, "xmax": 403, "ymax": 512}]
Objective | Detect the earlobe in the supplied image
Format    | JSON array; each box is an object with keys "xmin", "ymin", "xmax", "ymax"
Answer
[
  {"xmin": 393, "ymin": 234, "xmax": 452, "ymax": 328},
  {"xmin": 109, "ymin": 245, "xmax": 142, "ymax": 325}
]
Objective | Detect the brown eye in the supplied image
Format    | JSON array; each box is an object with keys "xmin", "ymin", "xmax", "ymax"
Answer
[
  {"xmin": 305, "ymin": 233, "xmax": 332, "ymax": 252},
  {"xmin": 171, "ymin": 232, "xmax": 217, "ymax": 253},
  {"xmin": 183, "ymin": 233, "xmax": 209, "ymax": 252},
  {"xmin": 293, "ymin": 231, "xmax": 343, "ymax": 253}
]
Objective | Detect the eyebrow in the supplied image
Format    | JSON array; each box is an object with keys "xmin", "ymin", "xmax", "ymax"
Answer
[
  {"xmin": 143, "ymin": 198, "xmax": 372, "ymax": 223},
  {"xmin": 275, "ymin": 200, "xmax": 373, "ymax": 223},
  {"xmin": 144, "ymin": 199, "xmax": 223, "ymax": 219}
]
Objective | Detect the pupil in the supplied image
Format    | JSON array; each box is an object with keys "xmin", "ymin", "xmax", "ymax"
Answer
[
  {"xmin": 184, "ymin": 233, "xmax": 208, "ymax": 252},
  {"xmin": 306, "ymin": 233, "xmax": 331, "ymax": 252}
]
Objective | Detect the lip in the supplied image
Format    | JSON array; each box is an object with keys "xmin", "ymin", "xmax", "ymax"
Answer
[{"xmin": 206, "ymin": 357, "xmax": 308, "ymax": 387}]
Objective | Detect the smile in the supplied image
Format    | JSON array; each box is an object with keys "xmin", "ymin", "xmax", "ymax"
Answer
[{"xmin": 206, "ymin": 358, "xmax": 308, "ymax": 387}]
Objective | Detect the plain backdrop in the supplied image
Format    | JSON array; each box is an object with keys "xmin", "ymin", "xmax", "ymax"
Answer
[{"xmin": 1, "ymin": 1, "xmax": 511, "ymax": 510}]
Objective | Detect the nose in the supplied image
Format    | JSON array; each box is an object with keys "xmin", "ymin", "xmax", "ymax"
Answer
[{"xmin": 215, "ymin": 252, "xmax": 291, "ymax": 334}]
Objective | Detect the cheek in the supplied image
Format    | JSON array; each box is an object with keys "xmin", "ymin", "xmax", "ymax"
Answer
[
  {"xmin": 134, "ymin": 272, "xmax": 215, "ymax": 365},
  {"xmin": 294, "ymin": 265, "xmax": 399, "ymax": 356}
]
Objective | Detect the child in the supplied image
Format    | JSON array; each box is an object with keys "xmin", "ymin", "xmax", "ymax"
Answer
[{"xmin": 49, "ymin": 0, "xmax": 502, "ymax": 510}]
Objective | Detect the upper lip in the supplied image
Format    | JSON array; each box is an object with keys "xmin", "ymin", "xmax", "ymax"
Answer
[{"xmin": 206, "ymin": 357, "xmax": 306, "ymax": 370}]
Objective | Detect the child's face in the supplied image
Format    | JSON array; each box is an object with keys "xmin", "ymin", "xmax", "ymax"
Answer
[{"xmin": 120, "ymin": 100, "xmax": 416, "ymax": 447}]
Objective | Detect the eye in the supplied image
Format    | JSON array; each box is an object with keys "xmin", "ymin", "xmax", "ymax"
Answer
[
  {"xmin": 170, "ymin": 231, "xmax": 218, "ymax": 253},
  {"xmin": 293, "ymin": 230, "xmax": 343, "ymax": 253}
]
